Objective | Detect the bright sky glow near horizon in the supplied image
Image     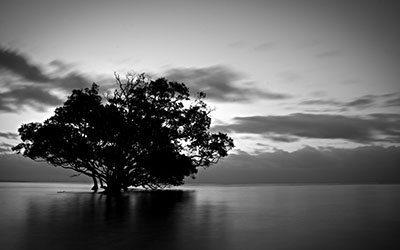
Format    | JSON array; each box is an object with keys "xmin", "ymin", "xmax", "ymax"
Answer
[{"xmin": 0, "ymin": 0, "xmax": 399, "ymax": 183}]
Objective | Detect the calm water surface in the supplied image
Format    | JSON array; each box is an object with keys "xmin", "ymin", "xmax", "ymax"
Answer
[{"xmin": 0, "ymin": 182, "xmax": 399, "ymax": 250}]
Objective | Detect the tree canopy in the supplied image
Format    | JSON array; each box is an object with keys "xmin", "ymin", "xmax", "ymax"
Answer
[{"xmin": 13, "ymin": 74, "xmax": 234, "ymax": 193}]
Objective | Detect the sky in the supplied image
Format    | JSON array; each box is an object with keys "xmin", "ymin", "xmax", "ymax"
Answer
[{"xmin": 0, "ymin": 0, "xmax": 399, "ymax": 183}]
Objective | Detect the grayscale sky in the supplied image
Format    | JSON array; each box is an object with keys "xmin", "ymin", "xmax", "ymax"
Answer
[{"xmin": 0, "ymin": 0, "xmax": 399, "ymax": 183}]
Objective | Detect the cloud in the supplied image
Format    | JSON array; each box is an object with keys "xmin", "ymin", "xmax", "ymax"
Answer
[
  {"xmin": 0, "ymin": 47, "xmax": 91, "ymax": 90},
  {"xmin": 0, "ymin": 132, "xmax": 19, "ymax": 140},
  {"xmin": 0, "ymin": 132, "xmax": 19, "ymax": 154},
  {"xmin": 213, "ymin": 113, "xmax": 400, "ymax": 143},
  {"xmin": 0, "ymin": 47, "xmax": 92, "ymax": 112},
  {"xmin": 345, "ymin": 95, "xmax": 377, "ymax": 109},
  {"xmin": 300, "ymin": 93, "xmax": 399, "ymax": 110},
  {"xmin": 300, "ymin": 99, "xmax": 342, "ymax": 106},
  {"xmin": 0, "ymin": 142, "xmax": 13, "ymax": 153},
  {"xmin": 52, "ymin": 73, "xmax": 93, "ymax": 91},
  {"xmin": 0, "ymin": 85, "xmax": 63, "ymax": 112},
  {"xmin": 189, "ymin": 146, "xmax": 400, "ymax": 184},
  {"xmin": 0, "ymin": 48, "xmax": 288, "ymax": 111},
  {"xmin": 385, "ymin": 96, "xmax": 400, "ymax": 107},
  {"xmin": 0, "ymin": 48, "xmax": 92, "ymax": 90},
  {"xmin": 164, "ymin": 66, "xmax": 290, "ymax": 102},
  {"xmin": 263, "ymin": 134, "xmax": 299, "ymax": 143},
  {"xmin": 49, "ymin": 60, "xmax": 75, "ymax": 73},
  {"xmin": 0, "ymin": 47, "xmax": 49, "ymax": 82}
]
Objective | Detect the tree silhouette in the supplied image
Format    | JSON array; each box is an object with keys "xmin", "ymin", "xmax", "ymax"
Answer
[{"xmin": 12, "ymin": 74, "xmax": 234, "ymax": 194}]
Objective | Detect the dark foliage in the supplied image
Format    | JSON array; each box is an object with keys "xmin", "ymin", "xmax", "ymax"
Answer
[{"xmin": 13, "ymin": 74, "xmax": 234, "ymax": 193}]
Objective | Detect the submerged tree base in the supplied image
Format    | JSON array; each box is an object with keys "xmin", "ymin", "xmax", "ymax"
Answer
[{"xmin": 94, "ymin": 183, "xmax": 171, "ymax": 195}]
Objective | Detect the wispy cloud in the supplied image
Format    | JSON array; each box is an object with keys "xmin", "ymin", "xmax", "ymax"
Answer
[
  {"xmin": 0, "ymin": 142, "xmax": 13, "ymax": 153},
  {"xmin": 0, "ymin": 47, "xmax": 49, "ymax": 83},
  {"xmin": 385, "ymin": 96, "xmax": 400, "ymax": 107},
  {"xmin": 213, "ymin": 113, "xmax": 400, "ymax": 144},
  {"xmin": 299, "ymin": 93, "xmax": 399, "ymax": 110},
  {"xmin": 165, "ymin": 66, "xmax": 290, "ymax": 102},
  {"xmin": 345, "ymin": 96, "xmax": 375, "ymax": 108},
  {"xmin": 0, "ymin": 132, "xmax": 19, "ymax": 140},
  {"xmin": 0, "ymin": 47, "xmax": 91, "ymax": 90},
  {"xmin": 263, "ymin": 134, "xmax": 299, "ymax": 143},
  {"xmin": 0, "ymin": 47, "xmax": 92, "ymax": 112},
  {"xmin": 300, "ymin": 99, "xmax": 342, "ymax": 106},
  {"xmin": 0, "ymin": 85, "xmax": 63, "ymax": 112}
]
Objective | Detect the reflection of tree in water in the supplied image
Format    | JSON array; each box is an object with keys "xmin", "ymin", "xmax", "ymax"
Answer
[{"xmin": 22, "ymin": 190, "xmax": 230, "ymax": 250}]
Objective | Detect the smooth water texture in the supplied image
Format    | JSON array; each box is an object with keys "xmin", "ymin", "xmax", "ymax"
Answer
[{"xmin": 0, "ymin": 183, "xmax": 399, "ymax": 250}]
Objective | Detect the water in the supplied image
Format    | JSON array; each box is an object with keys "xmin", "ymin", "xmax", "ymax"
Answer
[{"xmin": 0, "ymin": 183, "xmax": 399, "ymax": 250}]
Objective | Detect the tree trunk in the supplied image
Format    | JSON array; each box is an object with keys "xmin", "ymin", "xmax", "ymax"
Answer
[
  {"xmin": 104, "ymin": 180, "xmax": 123, "ymax": 195},
  {"xmin": 91, "ymin": 175, "xmax": 99, "ymax": 192}
]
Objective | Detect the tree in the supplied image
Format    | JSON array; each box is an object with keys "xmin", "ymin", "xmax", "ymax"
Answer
[{"xmin": 13, "ymin": 73, "xmax": 234, "ymax": 194}]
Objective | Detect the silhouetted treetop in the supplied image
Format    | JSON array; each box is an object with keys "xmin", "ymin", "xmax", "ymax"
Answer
[{"xmin": 13, "ymin": 73, "xmax": 234, "ymax": 194}]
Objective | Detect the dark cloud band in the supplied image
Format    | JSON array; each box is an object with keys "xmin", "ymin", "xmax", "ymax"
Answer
[
  {"xmin": 0, "ymin": 47, "xmax": 91, "ymax": 112},
  {"xmin": 300, "ymin": 93, "xmax": 400, "ymax": 110},
  {"xmin": 165, "ymin": 66, "xmax": 291, "ymax": 102},
  {"xmin": 0, "ymin": 132, "xmax": 19, "ymax": 140},
  {"xmin": 214, "ymin": 113, "xmax": 400, "ymax": 143}
]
